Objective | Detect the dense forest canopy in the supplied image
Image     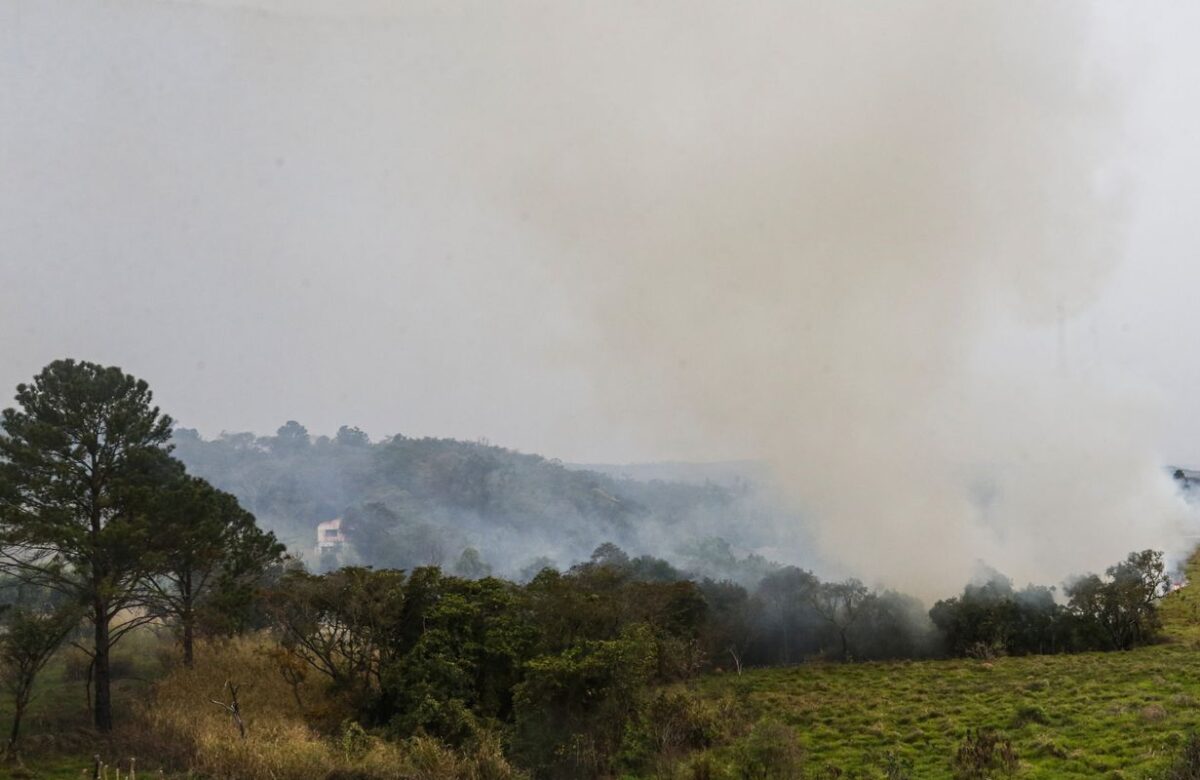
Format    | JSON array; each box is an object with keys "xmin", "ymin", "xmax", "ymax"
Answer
[{"xmin": 171, "ymin": 422, "xmax": 811, "ymax": 583}]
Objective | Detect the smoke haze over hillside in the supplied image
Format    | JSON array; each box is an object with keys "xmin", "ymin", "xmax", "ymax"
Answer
[
  {"xmin": 447, "ymin": 2, "xmax": 1196, "ymax": 594},
  {"xmin": 4, "ymin": 1, "xmax": 1200, "ymax": 594}
]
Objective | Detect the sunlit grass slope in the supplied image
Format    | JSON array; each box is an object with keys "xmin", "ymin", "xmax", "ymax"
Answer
[{"xmin": 690, "ymin": 550, "xmax": 1200, "ymax": 779}]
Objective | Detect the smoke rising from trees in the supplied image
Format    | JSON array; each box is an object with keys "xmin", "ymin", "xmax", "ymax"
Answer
[{"xmin": 453, "ymin": 2, "xmax": 1197, "ymax": 594}]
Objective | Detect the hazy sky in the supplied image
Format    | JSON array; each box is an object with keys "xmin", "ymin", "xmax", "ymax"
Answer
[{"xmin": 4, "ymin": 1, "xmax": 1200, "ymax": 466}]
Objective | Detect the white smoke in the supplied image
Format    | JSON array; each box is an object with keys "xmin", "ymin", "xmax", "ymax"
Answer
[{"xmin": 454, "ymin": 1, "xmax": 1195, "ymax": 595}]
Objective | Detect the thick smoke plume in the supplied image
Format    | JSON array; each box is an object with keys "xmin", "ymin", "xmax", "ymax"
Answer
[{"xmin": 461, "ymin": 2, "xmax": 1194, "ymax": 594}]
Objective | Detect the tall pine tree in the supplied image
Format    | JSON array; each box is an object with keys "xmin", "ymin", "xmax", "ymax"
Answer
[{"xmin": 0, "ymin": 359, "xmax": 173, "ymax": 731}]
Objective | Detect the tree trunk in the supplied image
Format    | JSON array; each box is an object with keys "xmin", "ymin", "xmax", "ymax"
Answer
[
  {"xmin": 93, "ymin": 601, "xmax": 113, "ymax": 732},
  {"xmin": 84, "ymin": 656, "xmax": 94, "ymax": 717},
  {"xmin": 6, "ymin": 693, "xmax": 28, "ymax": 762},
  {"xmin": 182, "ymin": 572, "xmax": 195, "ymax": 667},
  {"xmin": 182, "ymin": 617, "xmax": 194, "ymax": 667}
]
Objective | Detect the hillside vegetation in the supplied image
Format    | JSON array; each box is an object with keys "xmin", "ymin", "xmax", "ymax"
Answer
[
  {"xmin": 680, "ymin": 550, "xmax": 1200, "ymax": 779},
  {"xmin": 3, "ymin": 364, "xmax": 1198, "ymax": 779},
  {"xmin": 2, "ymin": 552, "xmax": 1197, "ymax": 779},
  {"xmin": 171, "ymin": 423, "xmax": 798, "ymax": 583}
]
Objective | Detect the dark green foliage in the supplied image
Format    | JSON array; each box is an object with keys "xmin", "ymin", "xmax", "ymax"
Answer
[
  {"xmin": 377, "ymin": 571, "xmax": 533, "ymax": 741},
  {"xmin": 698, "ymin": 578, "xmax": 760, "ymax": 674},
  {"xmin": 1011, "ymin": 704, "xmax": 1050, "ymax": 728},
  {"xmin": 265, "ymin": 566, "xmax": 535, "ymax": 741},
  {"xmin": 513, "ymin": 625, "xmax": 657, "ymax": 778},
  {"xmin": 262, "ymin": 554, "xmax": 711, "ymax": 777},
  {"xmin": 930, "ymin": 576, "xmax": 1066, "ymax": 657},
  {"xmin": 532, "ymin": 552, "xmax": 707, "ymax": 680},
  {"xmin": 266, "ymin": 567, "xmax": 407, "ymax": 706},
  {"xmin": 140, "ymin": 473, "xmax": 284, "ymax": 665},
  {"xmin": 754, "ymin": 566, "xmax": 822, "ymax": 664},
  {"xmin": 933, "ymin": 551, "xmax": 1171, "ymax": 658},
  {"xmin": 620, "ymin": 688, "xmax": 721, "ymax": 771},
  {"xmin": 1064, "ymin": 549, "xmax": 1170, "ymax": 650}
]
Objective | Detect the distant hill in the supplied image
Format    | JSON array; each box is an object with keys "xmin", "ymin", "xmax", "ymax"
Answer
[
  {"xmin": 567, "ymin": 459, "xmax": 768, "ymax": 489},
  {"xmin": 171, "ymin": 424, "xmax": 800, "ymax": 582}
]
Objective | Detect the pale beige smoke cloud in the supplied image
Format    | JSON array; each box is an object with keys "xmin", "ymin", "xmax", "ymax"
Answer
[{"xmin": 451, "ymin": 1, "xmax": 1195, "ymax": 594}]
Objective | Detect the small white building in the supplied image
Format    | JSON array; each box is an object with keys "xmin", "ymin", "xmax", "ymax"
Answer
[{"xmin": 316, "ymin": 517, "xmax": 346, "ymax": 553}]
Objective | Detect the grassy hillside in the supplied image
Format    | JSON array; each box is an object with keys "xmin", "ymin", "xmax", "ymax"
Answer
[{"xmin": 687, "ymin": 551, "xmax": 1200, "ymax": 779}]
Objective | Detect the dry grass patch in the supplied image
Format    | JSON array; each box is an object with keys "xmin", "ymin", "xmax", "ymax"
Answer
[{"xmin": 121, "ymin": 636, "xmax": 523, "ymax": 780}]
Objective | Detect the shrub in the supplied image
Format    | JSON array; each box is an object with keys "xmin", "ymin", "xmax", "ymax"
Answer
[
  {"xmin": 338, "ymin": 720, "xmax": 373, "ymax": 760},
  {"xmin": 1011, "ymin": 704, "xmax": 1050, "ymax": 727},
  {"xmin": 735, "ymin": 719, "xmax": 804, "ymax": 780},
  {"xmin": 1142, "ymin": 704, "xmax": 1169, "ymax": 723},
  {"xmin": 512, "ymin": 625, "xmax": 656, "ymax": 777},
  {"xmin": 952, "ymin": 729, "xmax": 1018, "ymax": 780},
  {"xmin": 627, "ymin": 689, "xmax": 721, "ymax": 759}
]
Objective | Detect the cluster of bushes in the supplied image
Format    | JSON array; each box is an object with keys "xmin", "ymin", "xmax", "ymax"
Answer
[
  {"xmin": 258, "ymin": 555, "xmax": 715, "ymax": 777},
  {"xmin": 930, "ymin": 550, "xmax": 1170, "ymax": 657}
]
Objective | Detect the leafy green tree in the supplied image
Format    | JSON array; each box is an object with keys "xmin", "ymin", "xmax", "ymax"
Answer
[
  {"xmin": 0, "ymin": 359, "xmax": 173, "ymax": 731},
  {"xmin": 0, "ymin": 602, "xmax": 81, "ymax": 762},
  {"xmin": 513, "ymin": 623, "xmax": 657, "ymax": 778},
  {"xmin": 141, "ymin": 472, "xmax": 284, "ymax": 666},
  {"xmin": 379, "ymin": 571, "xmax": 533, "ymax": 741},
  {"xmin": 1065, "ymin": 549, "xmax": 1169, "ymax": 650},
  {"xmin": 266, "ymin": 566, "xmax": 407, "ymax": 707}
]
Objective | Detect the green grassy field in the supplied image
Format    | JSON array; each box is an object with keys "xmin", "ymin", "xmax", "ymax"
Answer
[{"xmin": 686, "ymin": 553, "xmax": 1200, "ymax": 779}]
